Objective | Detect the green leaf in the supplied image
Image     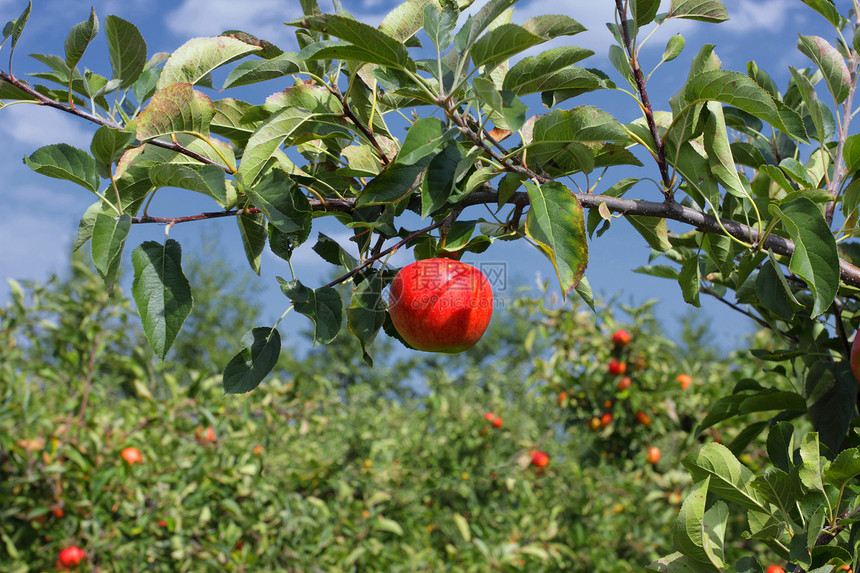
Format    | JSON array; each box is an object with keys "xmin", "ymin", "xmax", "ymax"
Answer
[
  {"xmin": 843, "ymin": 134, "xmax": 860, "ymax": 175},
  {"xmin": 91, "ymin": 212, "xmax": 131, "ymax": 292},
  {"xmin": 104, "ymin": 15, "xmax": 147, "ymax": 89},
  {"xmin": 158, "ymin": 36, "xmax": 260, "ymax": 89},
  {"xmin": 824, "ymin": 447, "xmax": 860, "ymax": 491},
  {"xmin": 626, "ymin": 215, "xmax": 671, "ymax": 252},
  {"xmin": 130, "ymin": 240, "xmax": 193, "ymax": 360},
  {"xmin": 662, "ymin": 35, "xmax": 685, "ymax": 62},
  {"xmin": 684, "ymin": 71, "xmax": 808, "ymax": 142},
  {"xmin": 667, "ymin": 0, "xmax": 728, "ymax": 23},
  {"xmin": 289, "ymin": 14, "xmax": 414, "ymax": 70},
  {"xmin": 2, "ymin": 1, "xmax": 31, "ymax": 61},
  {"xmin": 767, "ymin": 197, "xmax": 838, "ymax": 317},
  {"xmin": 609, "ymin": 45, "xmax": 635, "ymax": 89},
  {"xmin": 797, "ymin": 432, "xmax": 824, "ymax": 492},
  {"xmin": 136, "ymin": 83, "xmax": 215, "ymax": 141},
  {"xmin": 222, "ymin": 327, "xmax": 281, "ymax": 394},
  {"xmin": 806, "ymin": 361, "xmax": 857, "ymax": 454},
  {"xmin": 424, "ymin": 3, "xmax": 457, "ymax": 52},
  {"xmin": 373, "ymin": 518, "xmax": 404, "ymax": 536},
  {"xmin": 23, "ymin": 143, "xmax": 100, "ymax": 193},
  {"xmin": 222, "ymin": 53, "xmax": 300, "ymax": 89},
  {"xmin": 682, "ymin": 443, "xmax": 767, "ymax": 513},
  {"xmin": 453, "ymin": 512, "xmax": 471, "ymax": 542},
  {"xmin": 633, "ymin": 0, "xmax": 661, "ymax": 26},
  {"xmin": 279, "ymin": 279, "xmax": 343, "ymax": 346},
  {"xmin": 788, "ymin": 66, "xmax": 836, "ymax": 143},
  {"xmin": 422, "ymin": 143, "xmax": 462, "ymax": 217},
  {"xmin": 211, "ymin": 98, "xmax": 256, "ymax": 145},
  {"xmin": 703, "ymin": 102, "xmax": 750, "ymax": 200},
  {"xmin": 755, "ymin": 254, "xmax": 801, "ymax": 321},
  {"xmin": 679, "ymin": 257, "xmax": 701, "ymax": 307},
  {"xmin": 149, "ymin": 164, "xmax": 229, "ymax": 206},
  {"xmin": 357, "ymin": 157, "xmax": 430, "ymax": 206},
  {"xmin": 799, "ymin": 0, "xmax": 843, "ymax": 28},
  {"xmin": 313, "ymin": 233, "xmax": 358, "ymax": 269},
  {"xmin": 502, "ymin": 46, "xmax": 596, "ymax": 95},
  {"xmin": 767, "ymin": 422, "xmax": 796, "ymax": 474},
  {"xmin": 379, "ymin": 0, "xmax": 436, "ymax": 44},
  {"xmin": 247, "ymin": 168, "xmax": 312, "ymax": 236},
  {"xmin": 347, "ymin": 273, "xmax": 386, "ymax": 366},
  {"xmin": 237, "ymin": 211, "xmax": 267, "ymax": 275},
  {"xmin": 797, "ymin": 35, "xmax": 850, "ymax": 104},
  {"xmin": 237, "ymin": 107, "xmax": 318, "ymax": 185},
  {"xmin": 64, "ymin": 8, "xmax": 98, "ymax": 70},
  {"xmin": 842, "ymin": 179, "xmax": 860, "ymax": 219},
  {"xmin": 397, "ymin": 118, "xmax": 457, "ymax": 165},
  {"xmin": 90, "ymin": 126, "xmax": 134, "ymax": 177},
  {"xmin": 524, "ymin": 181, "xmax": 588, "ymax": 296},
  {"xmin": 672, "ymin": 477, "xmax": 711, "ymax": 563},
  {"xmin": 471, "ymin": 17, "xmax": 584, "ymax": 70},
  {"xmin": 457, "ymin": 0, "xmax": 518, "ymax": 49},
  {"xmin": 533, "ymin": 107, "xmax": 629, "ymax": 144}
]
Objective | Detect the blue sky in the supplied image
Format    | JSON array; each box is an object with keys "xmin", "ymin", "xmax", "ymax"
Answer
[{"xmin": 0, "ymin": 0, "xmax": 843, "ymax": 354}]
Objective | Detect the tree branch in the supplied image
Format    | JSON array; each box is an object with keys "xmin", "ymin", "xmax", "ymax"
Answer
[
  {"xmin": 614, "ymin": 0, "xmax": 673, "ymax": 196},
  {"xmin": 328, "ymin": 83, "xmax": 391, "ymax": 167},
  {"xmin": 0, "ymin": 70, "xmax": 231, "ymax": 172}
]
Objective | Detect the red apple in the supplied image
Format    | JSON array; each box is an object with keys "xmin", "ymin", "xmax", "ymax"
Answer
[
  {"xmin": 646, "ymin": 446, "xmax": 661, "ymax": 465},
  {"xmin": 492, "ymin": 417, "xmax": 503, "ymax": 428},
  {"xmin": 851, "ymin": 330, "xmax": 860, "ymax": 382},
  {"xmin": 766, "ymin": 567, "xmax": 784, "ymax": 573},
  {"xmin": 58, "ymin": 545, "xmax": 86, "ymax": 568},
  {"xmin": 600, "ymin": 413, "xmax": 613, "ymax": 427},
  {"xmin": 617, "ymin": 376, "xmax": 632, "ymax": 391},
  {"xmin": 195, "ymin": 426, "xmax": 217, "ymax": 444},
  {"xmin": 636, "ymin": 411, "xmax": 651, "ymax": 426},
  {"xmin": 608, "ymin": 360, "xmax": 626, "ymax": 375},
  {"xmin": 388, "ymin": 258, "xmax": 493, "ymax": 353},
  {"xmin": 612, "ymin": 329, "xmax": 631, "ymax": 347},
  {"xmin": 530, "ymin": 451, "xmax": 549, "ymax": 467},
  {"xmin": 484, "ymin": 412, "xmax": 495, "ymax": 422},
  {"xmin": 676, "ymin": 374, "xmax": 692, "ymax": 390},
  {"xmin": 121, "ymin": 447, "xmax": 142, "ymax": 465}
]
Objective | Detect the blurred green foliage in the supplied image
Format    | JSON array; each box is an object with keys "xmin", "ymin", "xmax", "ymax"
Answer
[{"xmin": 0, "ymin": 253, "xmax": 782, "ymax": 572}]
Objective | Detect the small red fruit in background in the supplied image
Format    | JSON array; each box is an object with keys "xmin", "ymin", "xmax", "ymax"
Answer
[
  {"xmin": 121, "ymin": 446, "xmax": 142, "ymax": 465},
  {"xmin": 608, "ymin": 360, "xmax": 626, "ymax": 375},
  {"xmin": 195, "ymin": 426, "xmax": 216, "ymax": 444},
  {"xmin": 557, "ymin": 391, "xmax": 568, "ymax": 405},
  {"xmin": 646, "ymin": 446, "xmax": 661, "ymax": 465},
  {"xmin": 530, "ymin": 451, "xmax": 549, "ymax": 467},
  {"xmin": 51, "ymin": 505, "xmax": 64, "ymax": 519},
  {"xmin": 765, "ymin": 567, "xmax": 784, "ymax": 573},
  {"xmin": 58, "ymin": 545, "xmax": 86, "ymax": 568},
  {"xmin": 252, "ymin": 445, "xmax": 264, "ymax": 456},
  {"xmin": 388, "ymin": 258, "xmax": 493, "ymax": 353},
  {"xmin": 676, "ymin": 374, "xmax": 692, "ymax": 390},
  {"xmin": 484, "ymin": 412, "xmax": 495, "ymax": 422},
  {"xmin": 588, "ymin": 417, "xmax": 602, "ymax": 431},
  {"xmin": 617, "ymin": 376, "xmax": 632, "ymax": 391},
  {"xmin": 158, "ymin": 520, "xmax": 168, "ymax": 527},
  {"xmin": 851, "ymin": 330, "xmax": 860, "ymax": 382},
  {"xmin": 636, "ymin": 411, "xmax": 652, "ymax": 426},
  {"xmin": 612, "ymin": 329, "xmax": 631, "ymax": 347},
  {"xmin": 492, "ymin": 417, "xmax": 503, "ymax": 428},
  {"xmin": 600, "ymin": 413, "xmax": 613, "ymax": 428}
]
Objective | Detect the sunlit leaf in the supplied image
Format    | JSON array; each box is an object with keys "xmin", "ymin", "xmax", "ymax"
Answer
[
  {"xmin": 136, "ymin": 82, "xmax": 215, "ymax": 141},
  {"xmin": 158, "ymin": 36, "xmax": 260, "ymax": 88},
  {"xmin": 104, "ymin": 15, "xmax": 147, "ymax": 88}
]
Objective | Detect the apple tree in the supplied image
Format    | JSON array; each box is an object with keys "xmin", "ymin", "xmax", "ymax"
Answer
[{"xmin": 3, "ymin": 0, "xmax": 860, "ymax": 569}]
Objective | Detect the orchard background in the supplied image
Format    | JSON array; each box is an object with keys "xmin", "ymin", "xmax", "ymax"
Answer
[{"xmin": 2, "ymin": 0, "xmax": 860, "ymax": 571}]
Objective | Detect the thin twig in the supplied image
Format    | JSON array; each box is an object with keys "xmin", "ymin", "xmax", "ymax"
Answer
[
  {"xmin": 0, "ymin": 70, "xmax": 231, "ymax": 173},
  {"xmin": 613, "ymin": 0, "xmax": 673, "ymax": 196},
  {"xmin": 323, "ymin": 218, "xmax": 450, "ymax": 289}
]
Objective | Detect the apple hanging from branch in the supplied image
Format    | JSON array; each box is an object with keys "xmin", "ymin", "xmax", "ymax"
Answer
[{"xmin": 388, "ymin": 259, "xmax": 493, "ymax": 353}]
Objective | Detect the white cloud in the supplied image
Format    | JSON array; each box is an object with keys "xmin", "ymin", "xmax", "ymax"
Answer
[
  {"xmin": 0, "ymin": 105, "xmax": 93, "ymax": 149},
  {"xmin": 721, "ymin": 0, "xmax": 797, "ymax": 34},
  {"xmin": 164, "ymin": 0, "xmax": 305, "ymax": 47}
]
